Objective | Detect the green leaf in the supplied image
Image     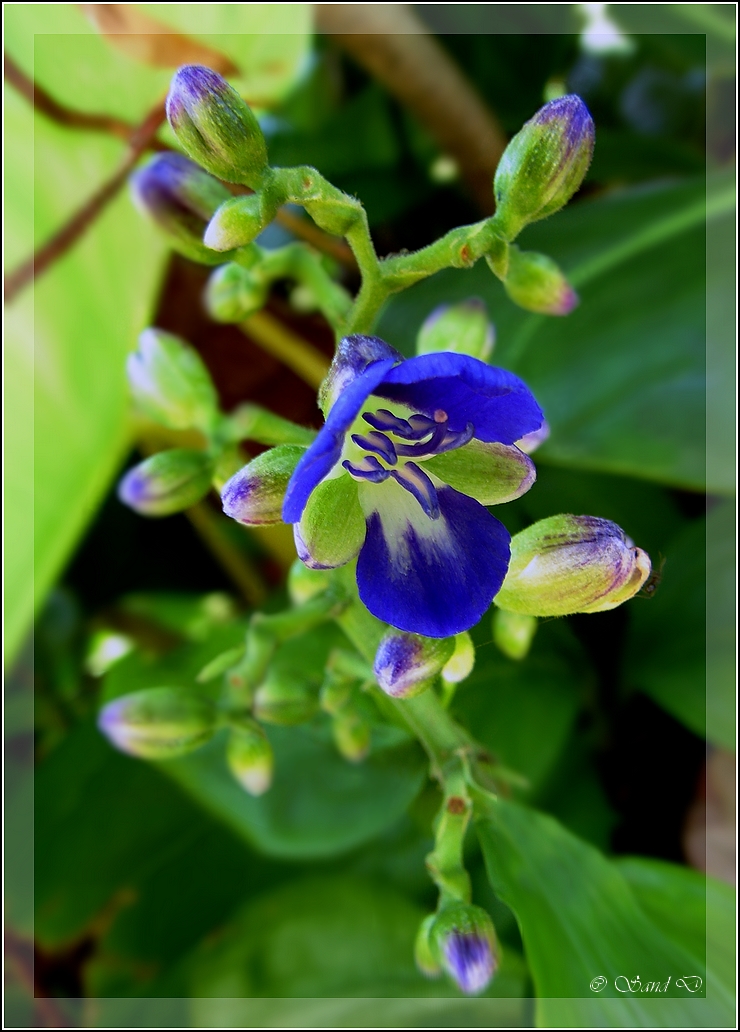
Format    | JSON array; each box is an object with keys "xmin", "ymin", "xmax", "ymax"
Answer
[
  {"xmin": 475, "ymin": 797, "xmax": 735, "ymax": 1026},
  {"xmin": 616, "ymin": 857, "xmax": 736, "ymax": 1000},
  {"xmin": 625, "ymin": 503, "xmax": 734, "ymax": 749},
  {"xmin": 32, "ymin": 720, "xmax": 275, "ymax": 953},
  {"xmin": 187, "ymin": 874, "xmax": 528, "ymax": 1018},
  {"xmin": 377, "ymin": 174, "xmax": 734, "ymax": 493},
  {"xmin": 161, "ymin": 724, "xmax": 426, "ymax": 860},
  {"xmin": 453, "ymin": 621, "xmax": 589, "ymax": 793},
  {"xmin": 4, "ymin": 6, "xmax": 311, "ymax": 665}
]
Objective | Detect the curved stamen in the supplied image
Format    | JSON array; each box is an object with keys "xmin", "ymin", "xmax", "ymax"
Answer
[
  {"xmin": 363, "ymin": 409, "xmax": 413, "ymax": 436},
  {"xmin": 351, "ymin": 431, "xmax": 397, "ymax": 465},
  {"xmin": 436, "ymin": 422, "xmax": 475, "ymax": 454},
  {"xmin": 390, "ymin": 461, "xmax": 440, "ymax": 519},
  {"xmin": 343, "ymin": 456, "xmax": 391, "ymax": 483},
  {"xmin": 395, "ymin": 421, "xmax": 448, "ymax": 457}
]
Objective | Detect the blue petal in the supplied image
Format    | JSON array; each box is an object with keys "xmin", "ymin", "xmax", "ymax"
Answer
[
  {"xmin": 356, "ymin": 484, "xmax": 511, "ymax": 637},
  {"xmin": 319, "ymin": 334, "xmax": 403, "ymax": 413},
  {"xmin": 282, "ymin": 358, "xmax": 397, "ymax": 523},
  {"xmin": 376, "ymin": 353, "xmax": 544, "ymax": 445}
]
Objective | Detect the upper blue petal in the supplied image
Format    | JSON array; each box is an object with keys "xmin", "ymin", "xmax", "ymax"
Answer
[
  {"xmin": 320, "ymin": 334, "xmax": 404, "ymax": 413},
  {"xmin": 282, "ymin": 358, "xmax": 397, "ymax": 523},
  {"xmin": 356, "ymin": 486, "xmax": 511, "ymax": 637},
  {"xmin": 376, "ymin": 353, "xmax": 543, "ymax": 445}
]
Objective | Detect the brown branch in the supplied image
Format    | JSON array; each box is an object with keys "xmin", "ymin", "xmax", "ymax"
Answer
[
  {"xmin": 275, "ymin": 207, "xmax": 357, "ymax": 271},
  {"xmin": 4, "ymin": 930, "xmax": 70, "ymax": 1028},
  {"xmin": 4, "ymin": 51, "xmax": 165, "ymax": 147},
  {"xmin": 4, "ymin": 101, "xmax": 166, "ymax": 304},
  {"xmin": 315, "ymin": 4, "xmax": 507, "ymax": 213}
]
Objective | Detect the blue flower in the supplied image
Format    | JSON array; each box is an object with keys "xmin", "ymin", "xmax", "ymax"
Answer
[{"xmin": 282, "ymin": 335, "xmax": 544, "ymax": 638}]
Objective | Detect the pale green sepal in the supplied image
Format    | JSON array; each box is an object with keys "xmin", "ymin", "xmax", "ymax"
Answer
[
  {"xmin": 503, "ymin": 247, "xmax": 578, "ymax": 315},
  {"xmin": 298, "ymin": 474, "xmax": 366, "ymax": 568},
  {"xmin": 422, "ymin": 440, "xmax": 535, "ymax": 505}
]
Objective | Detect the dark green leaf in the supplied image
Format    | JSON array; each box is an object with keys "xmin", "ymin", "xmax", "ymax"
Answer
[
  {"xmin": 625, "ymin": 502, "xmax": 734, "ymax": 749},
  {"xmin": 378, "ymin": 175, "xmax": 734, "ymax": 492},
  {"xmin": 475, "ymin": 796, "xmax": 734, "ymax": 1025},
  {"xmin": 162, "ymin": 724, "xmax": 427, "ymax": 860},
  {"xmin": 453, "ymin": 621, "xmax": 589, "ymax": 793}
]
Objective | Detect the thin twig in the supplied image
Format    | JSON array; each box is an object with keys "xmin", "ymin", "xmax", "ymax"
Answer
[
  {"xmin": 4, "ymin": 51, "xmax": 165, "ymax": 147},
  {"xmin": 275, "ymin": 207, "xmax": 357, "ymax": 271},
  {"xmin": 4, "ymin": 101, "xmax": 166, "ymax": 303},
  {"xmin": 240, "ymin": 310, "xmax": 330, "ymax": 390},
  {"xmin": 316, "ymin": 4, "xmax": 507, "ymax": 213}
]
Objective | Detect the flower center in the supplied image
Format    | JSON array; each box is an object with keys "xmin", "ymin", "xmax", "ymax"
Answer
[{"xmin": 342, "ymin": 407, "xmax": 474, "ymax": 520}]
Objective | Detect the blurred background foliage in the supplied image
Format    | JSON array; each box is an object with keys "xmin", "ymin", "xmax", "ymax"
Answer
[{"xmin": 4, "ymin": 3, "xmax": 735, "ymax": 1027}]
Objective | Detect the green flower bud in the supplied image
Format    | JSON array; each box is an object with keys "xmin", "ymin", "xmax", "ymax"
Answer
[
  {"xmin": 206, "ymin": 263, "xmax": 268, "ymax": 322},
  {"xmin": 204, "ymin": 193, "xmax": 271, "ymax": 252},
  {"xmin": 253, "ymin": 671, "xmax": 318, "ymax": 725},
  {"xmin": 332, "ymin": 710, "xmax": 371, "ymax": 763},
  {"xmin": 226, "ymin": 717, "xmax": 274, "ymax": 796},
  {"xmin": 494, "ymin": 515, "xmax": 652, "ymax": 617},
  {"xmin": 287, "ymin": 559, "xmax": 332, "ymax": 604},
  {"xmin": 130, "ymin": 151, "xmax": 234, "ymax": 265},
  {"xmin": 97, "ymin": 687, "xmax": 217, "ymax": 759},
  {"xmin": 499, "ymin": 247, "xmax": 578, "ymax": 315},
  {"xmin": 373, "ymin": 630, "xmax": 455, "ymax": 699},
  {"xmin": 415, "ymin": 299, "xmax": 495, "ymax": 361},
  {"xmin": 431, "ymin": 903, "xmax": 498, "ymax": 995},
  {"xmin": 303, "ymin": 193, "xmax": 362, "ymax": 236},
  {"xmin": 221, "ymin": 445, "xmax": 306, "ymax": 525},
  {"xmin": 493, "ymin": 95, "xmax": 594, "ymax": 240},
  {"xmin": 127, "ymin": 328, "xmax": 219, "ymax": 432},
  {"xmin": 166, "ymin": 66, "xmax": 268, "ymax": 187},
  {"xmin": 492, "ymin": 609, "xmax": 538, "ymax": 660},
  {"xmin": 415, "ymin": 914, "xmax": 442, "ymax": 978},
  {"xmin": 441, "ymin": 631, "xmax": 476, "ymax": 683},
  {"xmin": 118, "ymin": 449, "xmax": 214, "ymax": 517}
]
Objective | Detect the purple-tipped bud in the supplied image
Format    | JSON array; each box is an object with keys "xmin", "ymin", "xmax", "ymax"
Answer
[
  {"xmin": 416, "ymin": 299, "xmax": 495, "ymax": 361},
  {"xmin": 516, "ymin": 420, "xmax": 550, "ymax": 454},
  {"xmin": 431, "ymin": 904, "xmax": 498, "ymax": 995},
  {"xmin": 318, "ymin": 334, "xmax": 403, "ymax": 416},
  {"xmin": 226, "ymin": 717, "xmax": 274, "ymax": 796},
  {"xmin": 166, "ymin": 65, "xmax": 268, "ymax": 187},
  {"xmin": 501, "ymin": 247, "xmax": 578, "ymax": 316},
  {"xmin": 221, "ymin": 445, "xmax": 306, "ymax": 525},
  {"xmin": 118, "ymin": 449, "xmax": 214, "ymax": 517},
  {"xmin": 131, "ymin": 152, "xmax": 232, "ymax": 264},
  {"xmin": 98, "ymin": 687, "xmax": 217, "ymax": 760},
  {"xmin": 494, "ymin": 514, "xmax": 652, "ymax": 617},
  {"xmin": 373, "ymin": 630, "xmax": 455, "ymax": 699},
  {"xmin": 494, "ymin": 95, "xmax": 595, "ymax": 240},
  {"xmin": 206, "ymin": 263, "xmax": 268, "ymax": 322},
  {"xmin": 127, "ymin": 328, "xmax": 219, "ymax": 432}
]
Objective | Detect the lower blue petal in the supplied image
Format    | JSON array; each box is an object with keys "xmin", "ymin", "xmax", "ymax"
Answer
[{"xmin": 357, "ymin": 485, "xmax": 510, "ymax": 637}]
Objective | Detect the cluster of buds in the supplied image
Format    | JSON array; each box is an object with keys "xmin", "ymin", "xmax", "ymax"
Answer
[{"xmin": 486, "ymin": 94, "xmax": 594, "ymax": 314}]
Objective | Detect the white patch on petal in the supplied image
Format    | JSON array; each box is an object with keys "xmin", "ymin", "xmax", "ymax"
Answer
[{"xmin": 357, "ymin": 477, "xmax": 458, "ymax": 576}]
